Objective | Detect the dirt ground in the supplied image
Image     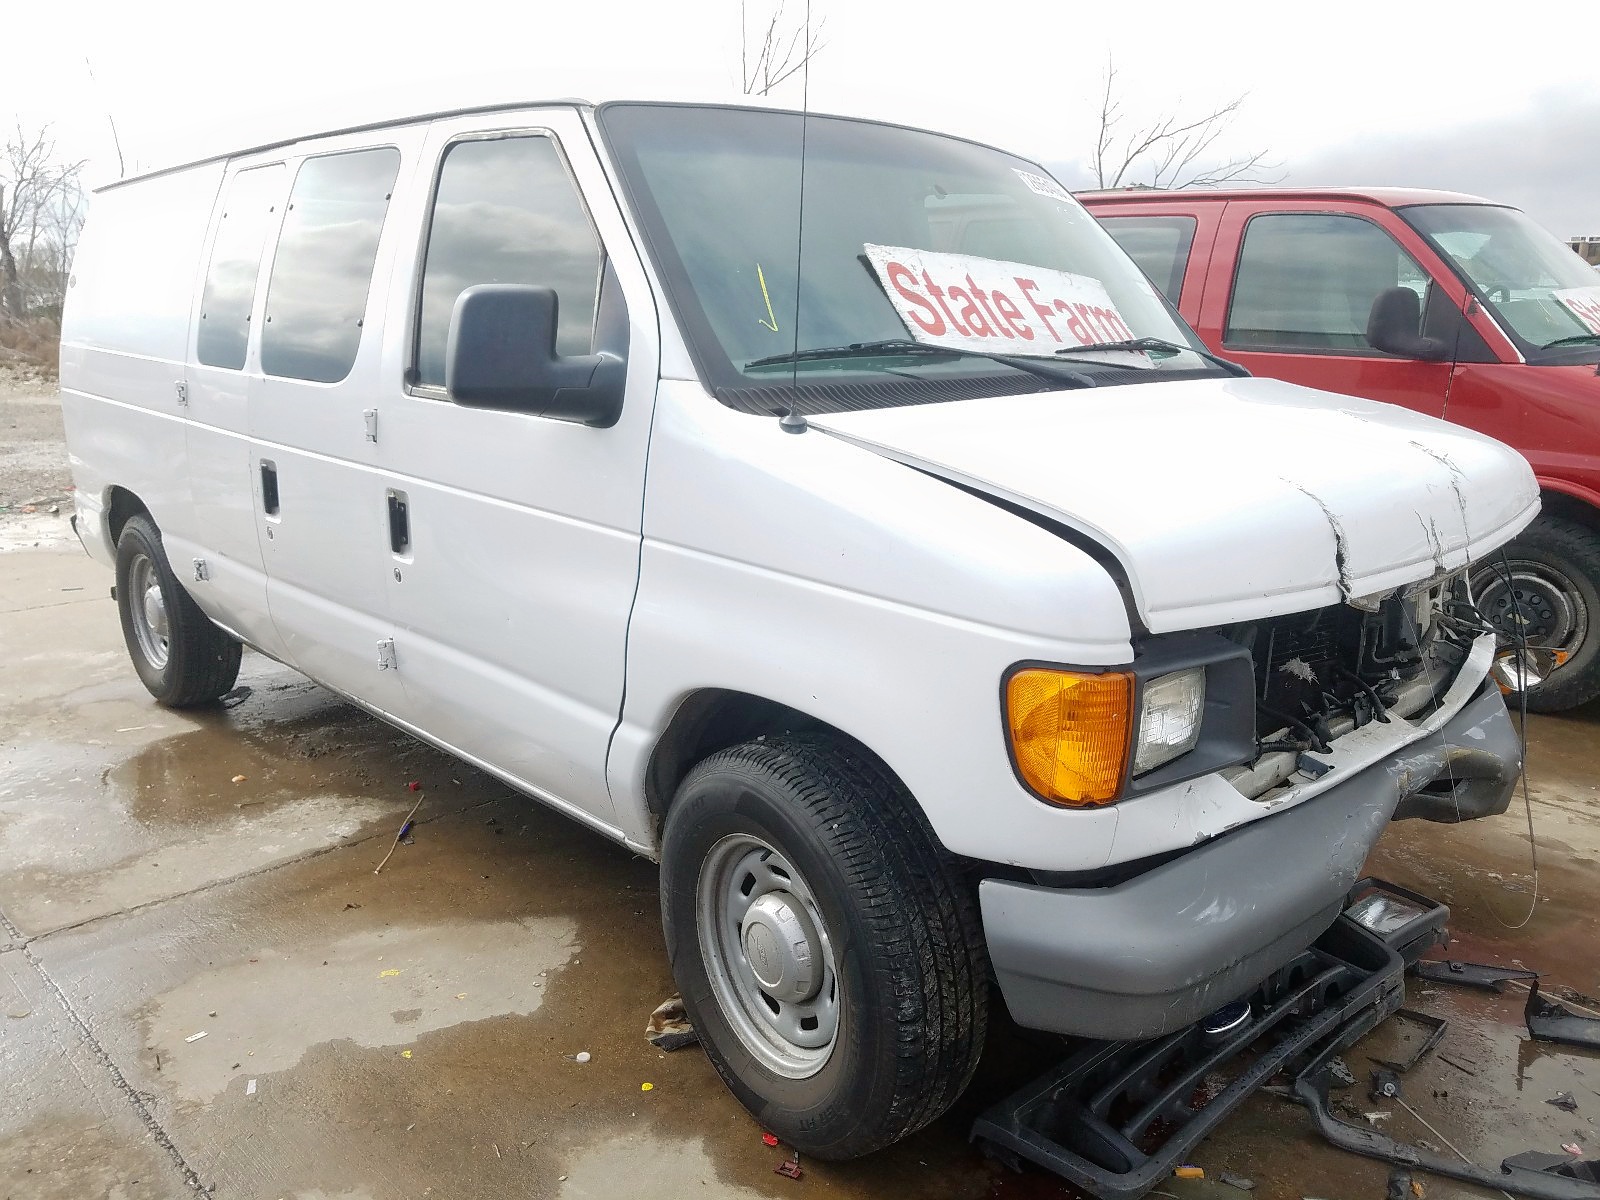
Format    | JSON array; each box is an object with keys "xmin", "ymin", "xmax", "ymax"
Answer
[{"xmin": 1, "ymin": 388, "xmax": 1596, "ymax": 1200}]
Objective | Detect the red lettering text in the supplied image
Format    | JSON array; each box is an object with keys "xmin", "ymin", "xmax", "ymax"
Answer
[{"xmin": 887, "ymin": 263, "xmax": 944, "ymax": 335}]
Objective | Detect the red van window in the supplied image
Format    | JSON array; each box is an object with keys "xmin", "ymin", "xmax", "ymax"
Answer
[
  {"xmin": 1226, "ymin": 213, "xmax": 1430, "ymax": 353},
  {"xmin": 1098, "ymin": 215, "xmax": 1196, "ymax": 304}
]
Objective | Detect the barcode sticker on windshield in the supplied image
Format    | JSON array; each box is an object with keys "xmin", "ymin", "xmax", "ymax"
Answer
[
  {"xmin": 1013, "ymin": 169, "xmax": 1074, "ymax": 205},
  {"xmin": 864, "ymin": 243, "xmax": 1145, "ymax": 361},
  {"xmin": 1554, "ymin": 286, "xmax": 1600, "ymax": 336}
]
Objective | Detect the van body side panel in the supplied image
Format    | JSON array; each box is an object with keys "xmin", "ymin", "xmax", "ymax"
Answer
[
  {"xmin": 1448, "ymin": 362, "xmax": 1600, "ymax": 503},
  {"xmin": 60, "ymin": 164, "xmax": 225, "ymax": 554},
  {"xmin": 245, "ymin": 132, "xmax": 423, "ymax": 714},
  {"xmin": 183, "ymin": 160, "xmax": 291, "ymax": 657},
  {"xmin": 609, "ymin": 381, "xmax": 1139, "ymax": 870},
  {"xmin": 367, "ymin": 109, "xmax": 660, "ymax": 828}
]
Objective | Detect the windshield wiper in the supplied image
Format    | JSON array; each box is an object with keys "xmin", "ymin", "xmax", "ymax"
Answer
[
  {"xmin": 1054, "ymin": 336, "xmax": 1249, "ymax": 377},
  {"xmin": 1541, "ymin": 333, "xmax": 1600, "ymax": 349},
  {"xmin": 745, "ymin": 339, "xmax": 1098, "ymax": 386}
]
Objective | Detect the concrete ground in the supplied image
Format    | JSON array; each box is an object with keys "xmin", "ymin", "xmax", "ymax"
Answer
[{"xmin": 2, "ymin": 382, "xmax": 1597, "ymax": 1199}]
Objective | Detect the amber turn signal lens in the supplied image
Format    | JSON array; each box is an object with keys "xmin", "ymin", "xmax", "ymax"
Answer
[{"xmin": 1005, "ymin": 669, "xmax": 1133, "ymax": 806}]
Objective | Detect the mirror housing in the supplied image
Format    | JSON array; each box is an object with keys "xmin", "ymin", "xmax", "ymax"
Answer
[
  {"xmin": 1366, "ymin": 286, "xmax": 1449, "ymax": 361},
  {"xmin": 445, "ymin": 271, "xmax": 626, "ymax": 425}
]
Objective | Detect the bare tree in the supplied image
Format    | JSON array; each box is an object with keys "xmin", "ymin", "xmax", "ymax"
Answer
[
  {"xmin": 0, "ymin": 124, "xmax": 85, "ymax": 324},
  {"xmin": 740, "ymin": 0, "xmax": 826, "ymax": 96},
  {"xmin": 1091, "ymin": 62, "xmax": 1279, "ymax": 191}
]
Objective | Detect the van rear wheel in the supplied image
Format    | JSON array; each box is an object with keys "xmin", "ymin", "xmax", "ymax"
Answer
[
  {"xmin": 115, "ymin": 515, "xmax": 242, "ymax": 707},
  {"xmin": 659, "ymin": 732, "xmax": 987, "ymax": 1160}
]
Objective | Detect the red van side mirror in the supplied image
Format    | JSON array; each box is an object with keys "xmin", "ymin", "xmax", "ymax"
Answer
[{"xmin": 1366, "ymin": 287, "xmax": 1449, "ymax": 361}]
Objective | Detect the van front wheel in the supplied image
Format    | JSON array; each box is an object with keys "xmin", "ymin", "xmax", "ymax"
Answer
[
  {"xmin": 115, "ymin": 515, "xmax": 242, "ymax": 707},
  {"xmin": 659, "ymin": 733, "xmax": 987, "ymax": 1160},
  {"xmin": 1473, "ymin": 514, "xmax": 1600, "ymax": 712}
]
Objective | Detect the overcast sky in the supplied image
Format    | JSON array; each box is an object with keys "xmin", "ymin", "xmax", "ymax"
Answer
[{"xmin": 6, "ymin": 0, "xmax": 1596, "ymax": 236}]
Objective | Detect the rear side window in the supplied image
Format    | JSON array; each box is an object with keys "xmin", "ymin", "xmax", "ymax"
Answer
[
  {"xmin": 196, "ymin": 164, "xmax": 283, "ymax": 369},
  {"xmin": 261, "ymin": 147, "xmax": 401, "ymax": 383},
  {"xmin": 1098, "ymin": 215, "xmax": 1197, "ymax": 303},
  {"xmin": 413, "ymin": 135, "xmax": 602, "ymax": 390},
  {"xmin": 1226, "ymin": 213, "xmax": 1430, "ymax": 352}
]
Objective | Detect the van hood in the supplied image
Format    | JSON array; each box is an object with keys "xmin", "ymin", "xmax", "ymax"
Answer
[{"xmin": 808, "ymin": 376, "xmax": 1540, "ymax": 632}]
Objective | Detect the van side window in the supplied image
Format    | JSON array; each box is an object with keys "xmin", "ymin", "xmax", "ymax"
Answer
[
  {"xmin": 1226, "ymin": 213, "xmax": 1431, "ymax": 353},
  {"xmin": 196, "ymin": 164, "xmax": 284, "ymax": 369},
  {"xmin": 413, "ymin": 135, "xmax": 602, "ymax": 390},
  {"xmin": 1097, "ymin": 215, "xmax": 1197, "ymax": 304},
  {"xmin": 260, "ymin": 147, "xmax": 401, "ymax": 383}
]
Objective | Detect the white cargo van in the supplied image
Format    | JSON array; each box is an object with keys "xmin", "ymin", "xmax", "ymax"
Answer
[{"xmin": 61, "ymin": 97, "xmax": 1534, "ymax": 1161}]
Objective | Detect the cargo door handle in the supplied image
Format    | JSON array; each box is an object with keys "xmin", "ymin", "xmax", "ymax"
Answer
[
  {"xmin": 386, "ymin": 490, "xmax": 410, "ymax": 556},
  {"xmin": 260, "ymin": 461, "xmax": 280, "ymax": 515}
]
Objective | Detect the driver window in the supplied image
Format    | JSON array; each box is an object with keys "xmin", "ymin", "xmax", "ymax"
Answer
[
  {"xmin": 1226, "ymin": 213, "xmax": 1430, "ymax": 353},
  {"xmin": 413, "ymin": 134, "xmax": 602, "ymax": 390}
]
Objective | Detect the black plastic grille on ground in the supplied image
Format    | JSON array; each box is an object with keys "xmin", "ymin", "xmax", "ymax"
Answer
[{"xmin": 972, "ymin": 911, "xmax": 1428, "ymax": 1200}]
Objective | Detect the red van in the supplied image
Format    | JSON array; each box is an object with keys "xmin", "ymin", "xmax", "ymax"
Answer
[{"xmin": 1081, "ymin": 187, "xmax": 1600, "ymax": 710}]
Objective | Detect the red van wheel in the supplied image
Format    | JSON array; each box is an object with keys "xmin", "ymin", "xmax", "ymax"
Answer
[{"xmin": 1472, "ymin": 515, "xmax": 1600, "ymax": 712}]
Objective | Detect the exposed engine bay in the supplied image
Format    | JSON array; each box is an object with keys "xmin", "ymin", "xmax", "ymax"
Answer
[{"xmin": 1218, "ymin": 573, "xmax": 1497, "ymax": 802}]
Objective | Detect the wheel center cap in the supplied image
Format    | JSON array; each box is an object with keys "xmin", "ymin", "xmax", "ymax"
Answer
[
  {"xmin": 143, "ymin": 587, "xmax": 166, "ymax": 635},
  {"xmin": 741, "ymin": 892, "xmax": 820, "ymax": 1003}
]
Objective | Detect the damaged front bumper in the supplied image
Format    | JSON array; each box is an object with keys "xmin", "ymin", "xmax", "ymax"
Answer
[{"xmin": 979, "ymin": 678, "xmax": 1521, "ymax": 1041}]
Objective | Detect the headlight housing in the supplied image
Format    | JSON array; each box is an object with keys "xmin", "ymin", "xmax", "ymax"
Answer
[{"xmin": 1004, "ymin": 635, "xmax": 1256, "ymax": 808}]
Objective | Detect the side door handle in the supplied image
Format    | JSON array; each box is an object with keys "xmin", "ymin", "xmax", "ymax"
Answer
[
  {"xmin": 386, "ymin": 489, "xmax": 410, "ymax": 556},
  {"xmin": 260, "ymin": 461, "xmax": 280, "ymax": 515}
]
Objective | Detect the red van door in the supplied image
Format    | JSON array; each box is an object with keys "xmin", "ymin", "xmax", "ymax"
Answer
[{"xmin": 1194, "ymin": 203, "xmax": 1455, "ymax": 417}]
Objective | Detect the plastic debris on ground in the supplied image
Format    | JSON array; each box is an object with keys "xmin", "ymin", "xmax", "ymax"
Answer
[
  {"xmin": 1549, "ymin": 1092, "xmax": 1580, "ymax": 1112},
  {"xmin": 564, "ymin": 1051, "xmax": 591, "ymax": 1063},
  {"xmin": 761, "ymin": 1132, "xmax": 780, "ymax": 1148},
  {"xmin": 774, "ymin": 1153, "xmax": 802, "ymax": 1180},
  {"xmin": 1174, "ymin": 1165, "xmax": 1205, "ymax": 1179},
  {"xmin": 646, "ymin": 993, "xmax": 700, "ymax": 1051},
  {"xmin": 1218, "ymin": 1171, "xmax": 1255, "ymax": 1191},
  {"xmin": 184, "ymin": 1031, "xmax": 207, "ymax": 1042},
  {"xmin": 1527, "ymin": 982, "xmax": 1600, "ymax": 1050},
  {"xmin": 246, "ymin": 1079, "xmax": 257, "ymax": 1096}
]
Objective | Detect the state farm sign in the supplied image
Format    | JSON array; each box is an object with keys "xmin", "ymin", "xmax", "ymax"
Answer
[
  {"xmin": 1554, "ymin": 286, "xmax": 1600, "ymax": 337},
  {"xmin": 865, "ymin": 244, "xmax": 1143, "ymax": 360}
]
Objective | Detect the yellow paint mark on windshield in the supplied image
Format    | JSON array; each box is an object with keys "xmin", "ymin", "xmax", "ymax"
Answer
[{"xmin": 756, "ymin": 263, "xmax": 780, "ymax": 332}]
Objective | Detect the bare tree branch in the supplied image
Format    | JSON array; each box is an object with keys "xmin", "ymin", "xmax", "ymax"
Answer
[
  {"xmin": 0, "ymin": 123, "xmax": 86, "ymax": 326},
  {"xmin": 739, "ymin": 0, "xmax": 827, "ymax": 96},
  {"xmin": 1089, "ymin": 60, "xmax": 1281, "ymax": 191}
]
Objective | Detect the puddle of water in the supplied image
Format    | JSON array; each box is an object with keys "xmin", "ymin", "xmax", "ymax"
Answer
[{"xmin": 141, "ymin": 918, "xmax": 578, "ymax": 1103}]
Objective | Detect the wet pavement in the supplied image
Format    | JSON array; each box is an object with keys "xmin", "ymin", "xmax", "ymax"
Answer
[{"xmin": 2, "ymin": 543, "xmax": 1597, "ymax": 1200}]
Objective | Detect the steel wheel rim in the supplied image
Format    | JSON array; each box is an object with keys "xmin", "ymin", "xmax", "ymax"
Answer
[
  {"xmin": 1475, "ymin": 560, "xmax": 1589, "ymax": 665},
  {"xmin": 697, "ymin": 831, "xmax": 840, "ymax": 1079},
  {"xmin": 128, "ymin": 554, "xmax": 170, "ymax": 670}
]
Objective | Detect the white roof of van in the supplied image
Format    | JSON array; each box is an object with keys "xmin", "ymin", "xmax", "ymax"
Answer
[{"xmin": 97, "ymin": 85, "xmax": 802, "ymax": 193}]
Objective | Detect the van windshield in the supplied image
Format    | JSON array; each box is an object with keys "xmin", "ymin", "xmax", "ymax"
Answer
[
  {"xmin": 597, "ymin": 103, "xmax": 1218, "ymax": 412},
  {"xmin": 1403, "ymin": 204, "xmax": 1600, "ymax": 362}
]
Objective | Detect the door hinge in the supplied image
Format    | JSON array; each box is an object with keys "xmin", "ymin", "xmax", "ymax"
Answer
[
  {"xmin": 377, "ymin": 638, "xmax": 398, "ymax": 671},
  {"xmin": 175, "ymin": 381, "xmax": 189, "ymax": 407},
  {"xmin": 192, "ymin": 558, "xmax": 209, "ymax": 582},
  {"xmin": 363, "ymin": 408, "xmax": 378, "ymax": 442}
]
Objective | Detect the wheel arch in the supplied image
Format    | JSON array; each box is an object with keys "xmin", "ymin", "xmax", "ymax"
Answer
[
  {"xmin": 644, "ymin": 689, "xmax": 880, "ymax": 827},
  {"xmin": 1538, "ymin": 485, "xmax": 1600, "ymax": 533},
  {"xmin": 105, "ymin": 485, "xmax": 152, "ymax": 545}
]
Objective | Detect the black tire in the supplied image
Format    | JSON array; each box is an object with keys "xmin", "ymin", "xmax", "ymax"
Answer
[
  {"xmin": 1473, "ymin": 514, "xmax": 1600, "ymax": 712},
  {"xmin": 660, "ymin": 732, "xmax": 986, "ymax": 1160},
  {"xmin": 115, "ymin": 514, "xmax": 242, "ymax": 707}
]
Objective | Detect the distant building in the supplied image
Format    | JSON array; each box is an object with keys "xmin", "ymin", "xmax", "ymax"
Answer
[{"xmin": 1572, "ymin": 236, "xmax": 1600, "ymax": 266}]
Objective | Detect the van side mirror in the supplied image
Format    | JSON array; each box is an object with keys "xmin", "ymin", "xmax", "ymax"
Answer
[
  {"xmin": 1366, "ymin": 286, "xmax": 1449, "ymax": 361},
  {"xmin": 446, "ymin": 278, "xmax": 626, "ymax": 426}
]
